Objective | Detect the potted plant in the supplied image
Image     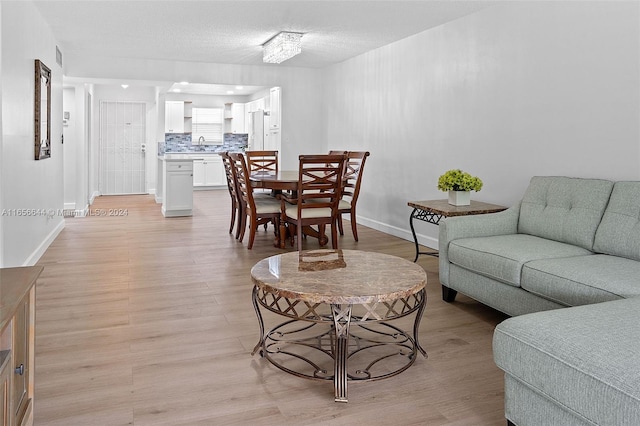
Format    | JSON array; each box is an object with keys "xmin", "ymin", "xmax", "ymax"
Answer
[{"xmin": 437, "ymin": 169, "xmax": 483, "ymax": 206}]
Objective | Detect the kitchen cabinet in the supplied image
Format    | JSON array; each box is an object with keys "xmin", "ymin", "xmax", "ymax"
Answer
[
  {"xmin": 231, "ymin": 103, "xmax": 245, "ymax": 133},
  {"xmin": 162, "ymin": 160, "xmax": 193, "ymax": 217},
  {"xmin": 165, "ymin": 101, "xmax": 185, "ymax": 133},
  {"xmin": 193, "ymin": 156, "xmax": 225, "ymax": 187},
  {"xmin": 184, "ymin": 101, "xmax": 192, "ymax": 133},
  {"xmin": 269, "ymin": 87, "xmax": 281, "ymax": 131},
  {"xmin": 192, "ymin": 160, "xmax": 205, "ymax": 186},
  {"xmin": 0, "ymin": 266, "xmax": 41, "ymax": 426},
  {"xmin": 224, "ymin": 103, "xmax": 246, "ymax": 134}
]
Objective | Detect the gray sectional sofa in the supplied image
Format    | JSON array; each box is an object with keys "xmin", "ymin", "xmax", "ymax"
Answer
[{"xmin": 438, "ymin": 176, "xmax": 640, "ymax": 425}]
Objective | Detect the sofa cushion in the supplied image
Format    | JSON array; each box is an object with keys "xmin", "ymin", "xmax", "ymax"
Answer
[
  {"xmin": 448, "ymin": 234, "xmax": 592, "ymax": 287},
  {"xmin": 594, "ymin": 181, "xmax": 640, "ymax": 261},
  {"xmin": 493, "ymin": 298, "xmax": 640, "ymax": 426},
  {"xmin": 518, "ymin": 176, "xmax": 614, "ymax": 250},
  {"xmin": 522, "ymin": 254, "xmax": 640, "ymax": 306}
]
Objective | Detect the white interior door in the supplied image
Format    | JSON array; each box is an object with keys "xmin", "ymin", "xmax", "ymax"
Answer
[{"xmin": 99, "ymin": 101, "xmax": 146, "ymax": 195}]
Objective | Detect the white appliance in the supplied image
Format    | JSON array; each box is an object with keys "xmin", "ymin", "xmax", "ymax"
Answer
[{"xmin": 248, "ymin": 110, "xmax": 266, "ymax": 150}]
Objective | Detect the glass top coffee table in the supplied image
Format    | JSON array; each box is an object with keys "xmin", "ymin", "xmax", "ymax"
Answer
[{"xmin": 251, "ymin": 249, "xmax": 427, "ymax": 402}]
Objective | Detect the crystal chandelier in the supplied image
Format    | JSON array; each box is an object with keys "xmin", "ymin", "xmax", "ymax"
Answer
[{"xmin": 263, "ymin": 32, "xmax": 302, "ymax": 64}]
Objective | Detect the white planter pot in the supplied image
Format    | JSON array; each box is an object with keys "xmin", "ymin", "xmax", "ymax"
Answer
[{"xmin": 448, "ymin": 190, "xmax": 470, "ymax": 206}]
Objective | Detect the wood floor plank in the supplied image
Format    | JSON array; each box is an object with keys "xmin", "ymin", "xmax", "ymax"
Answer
[{"xmin": 34, "ymin": 190, "xmax": 507, "ymax": 425}]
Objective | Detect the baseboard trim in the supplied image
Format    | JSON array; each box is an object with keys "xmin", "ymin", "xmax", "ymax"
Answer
[
  {"xmin": 23, "ymin": 218, "xmax": 65, "ymax": 266},
  {"xmin": 89, "ymin": 191, "xmax": 100, "ymax": 205},
  {"xmin": 356, "ymin": 215, "xmax": 438, "ymax": 251}
]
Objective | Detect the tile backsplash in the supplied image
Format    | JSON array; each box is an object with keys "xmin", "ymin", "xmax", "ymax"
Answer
[{"xmin": 160, "ymin": 133, "xmax": 248, "ymax": 154}]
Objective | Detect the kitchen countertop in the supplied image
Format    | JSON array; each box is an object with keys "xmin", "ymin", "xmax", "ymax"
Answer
[
  {"xmin": 159, "ymin": 152, "xmax": 223, "ymax": 161},
  {"xmin": 159, "ymin": 151, "xmax": 244, "ymax": 161}
]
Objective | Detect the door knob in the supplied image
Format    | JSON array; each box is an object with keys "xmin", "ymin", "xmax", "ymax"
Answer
[{"xmin": 15, "ymin": 364, "xmax": 24, "ymax": 376}]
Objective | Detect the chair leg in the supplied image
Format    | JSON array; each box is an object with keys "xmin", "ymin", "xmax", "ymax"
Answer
[
  {"xmin": 337, "ymin": 214, "xmax": 344, "ymax": 236},
  {"xmin": 238, "ymin": 214, "xmax": 247, "ymax": 242},
  {"xmin": 247, "ymin": 219, "xmax": 258, "ymax": 249},
  {"xmin": 289, "ymin": 224, "xmax": 296, "ymax": 247},
  {"xmin": 229, "ymin": 199, "xmax": 236, "ymax": 234},
  {"xmin": 318, "ymin": 224, "xmax": 327, "ymax": 247},
  {"xmin": 235, "ymin": 205, "xmax": 244, "ymax": 240},
  {"xmin": 350, "ymin": 209, "xmax": 359, "ymax": 242},
  {"xmin": 331, "ymin": 220, "xmax": 339, "ymax": 249},
  {"xmin": 297, "ymin": 223, "xmax": 303, "ymax": 251}
]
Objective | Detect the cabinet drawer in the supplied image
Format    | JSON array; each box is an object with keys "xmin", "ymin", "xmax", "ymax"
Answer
[{"xmin": 166, "ymin": 162, "xmax": 193, "ymax": 172}]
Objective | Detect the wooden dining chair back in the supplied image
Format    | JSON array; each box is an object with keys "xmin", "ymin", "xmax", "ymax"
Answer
[
  {"xmin": 229, "ymin": 152, "xmax": 280, "ymax": 249},
  {"xmin": 336, "ymin": 151, "xmax": 371, "ymax": 241},
  {"xmin": 246, "ymin": 150, "xmax": 278, "ymax": 174},
  {"xmin": 280, "ymin": 154, "xmax": 346, "ymax": 251},
  {"xmin": 246, "ymin": 150, "xmax": 278, "ymax": 195},
  {"xmin": 220, "ymin": 152, "xmax": 243, "ymax": 239}
]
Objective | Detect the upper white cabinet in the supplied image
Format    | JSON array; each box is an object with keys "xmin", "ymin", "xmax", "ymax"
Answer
[
  {"xmin": 245, "ymin": 98, "xmax": 265, "ymax": 113},
  {"xmin": 165, "ymin": 101, "xmax": 185, "ymax": 133},
  {"xmin": 224, "ymin": 103, "xmax": 246, "ymax": 134},
  {"xmin": 184, "ymin": 102, "xmax": 192, "ymax": 133},
  {"xmin": 269, "ymin": 87, "xmax": 281, "ymax": 131},
  {"xmin": 231, "ymin": 103, "xmax": 245, "ymax": 133}
]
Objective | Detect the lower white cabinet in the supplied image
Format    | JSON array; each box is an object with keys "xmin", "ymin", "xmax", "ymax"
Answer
[
  {"xmin": 193, "ymin": 156, "xmax": 225, "ymax": 187},
  {"xmin": 162, "ymin": 160, "xmax": 194, "ymax": 217}
]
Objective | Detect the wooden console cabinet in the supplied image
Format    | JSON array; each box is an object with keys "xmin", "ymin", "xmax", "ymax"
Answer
[{"xmin": 0, "ymin": 267, "xmax": 41, "ymax": 426}]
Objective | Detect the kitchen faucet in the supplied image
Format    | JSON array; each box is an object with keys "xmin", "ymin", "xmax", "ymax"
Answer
[{"xmin": 198, "ymin": 136, "xmax": 205, "ymax": 145}]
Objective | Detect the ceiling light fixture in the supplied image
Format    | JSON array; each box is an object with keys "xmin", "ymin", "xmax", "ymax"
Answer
[
  {"xmin": 263, "ymin": 32, "xmax": 302, "ymax": 64},
  {"xmin": 121, "ymin": 84, "xmax": 129, "ymax": 89}
]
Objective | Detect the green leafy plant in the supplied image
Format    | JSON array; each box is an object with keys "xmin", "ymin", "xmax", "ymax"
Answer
[{"xmin": 437, "ymin": 169, "xmax": 483, "ymax": 192}]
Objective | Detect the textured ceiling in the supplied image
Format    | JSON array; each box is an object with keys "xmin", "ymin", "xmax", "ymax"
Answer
[{"xmin": 34, "ymin": 1, "xmax": 497, "ymax": 69}]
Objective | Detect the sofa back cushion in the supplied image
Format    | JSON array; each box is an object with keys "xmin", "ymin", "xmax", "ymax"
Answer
[
  {"xmin": 593, "ymin": 181, "xmax": 640, "ymax": 261},
  {"xmin": 518, "ymin": 176, "xmax": 614, "ymax": 250}
]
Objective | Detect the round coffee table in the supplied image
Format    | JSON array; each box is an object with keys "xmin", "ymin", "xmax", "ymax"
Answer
[{"xmin": 251, "ymin": 249, "xmax": 427, "ymax": 402}]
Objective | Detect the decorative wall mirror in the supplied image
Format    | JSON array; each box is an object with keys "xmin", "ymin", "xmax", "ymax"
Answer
[{"xmin": 34, "ymin": 59, "xmax": 51, "ymax": 160}]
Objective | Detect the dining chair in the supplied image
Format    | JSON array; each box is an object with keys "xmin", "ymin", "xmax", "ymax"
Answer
[
  {"xmin": 333, "ymin": 151, "xmax": 371, "ymax": 241},
  {"xmin": 246, "ymin": 150, "xmax": 278, "ymax": 174},
  {"xmin": 246, "ymin": 150, "xmax": 279, "ymax": 198},
  {"xmin": 220, "ymin": 152, "xmax": 243, "ymax": 239},
  {"xmin": 229, "ymin": 152, "xmax": 281, "ymax": 249},
  {"xmin": 279, "ymin": 154, "xmax": 346, "ymax": 251}
]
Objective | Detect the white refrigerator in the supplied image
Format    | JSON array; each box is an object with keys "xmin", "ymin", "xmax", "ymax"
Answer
[{"xmin": 248, "ymin": 110, "xmax": 266, "ymax": 150}]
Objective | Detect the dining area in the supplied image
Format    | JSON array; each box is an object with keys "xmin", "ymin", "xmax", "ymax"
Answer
[{"xmin": 220, "ymin": 149, "xmax": 370, "ymax": 251}]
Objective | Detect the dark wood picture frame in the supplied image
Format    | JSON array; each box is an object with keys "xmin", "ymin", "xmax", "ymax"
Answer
[{"xmin": 35, "ymin": 59, "xmax": 51, "ymax": 160}]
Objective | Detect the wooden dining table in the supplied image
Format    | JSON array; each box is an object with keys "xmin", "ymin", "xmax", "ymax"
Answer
[
  {"xmin": 249, "ymin": 170, "xmax": 329, "ymax": 248},
  {"xmin": 249, "ymin": 170, "xmax": 299, "ymax": 193}
]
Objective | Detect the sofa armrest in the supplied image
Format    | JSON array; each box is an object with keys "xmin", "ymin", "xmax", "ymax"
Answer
[{"xmin": 438, "ymin": 202, "xmax": 520, "ymax": 286}]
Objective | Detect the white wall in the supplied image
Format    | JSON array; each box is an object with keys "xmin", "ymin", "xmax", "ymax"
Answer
[
  {"xmin": 63, "ymin": 87, "xmax": 76, "ymax": 208},
  {"xmin": 323, "ymin": 1, "xmax": 640, "ymax": 250},
  {"xmin": 0, "ymin": 1, "xmax": 65, "ymax": 266},
  {"xmin": 62, "ymin": 83, "xmax": 90, "ymax": 213}
]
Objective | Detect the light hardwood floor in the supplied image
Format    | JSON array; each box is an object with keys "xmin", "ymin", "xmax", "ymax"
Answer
[{"xmin": 34, "ymin": 190, "xmax": 508, "ymax": 425}]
